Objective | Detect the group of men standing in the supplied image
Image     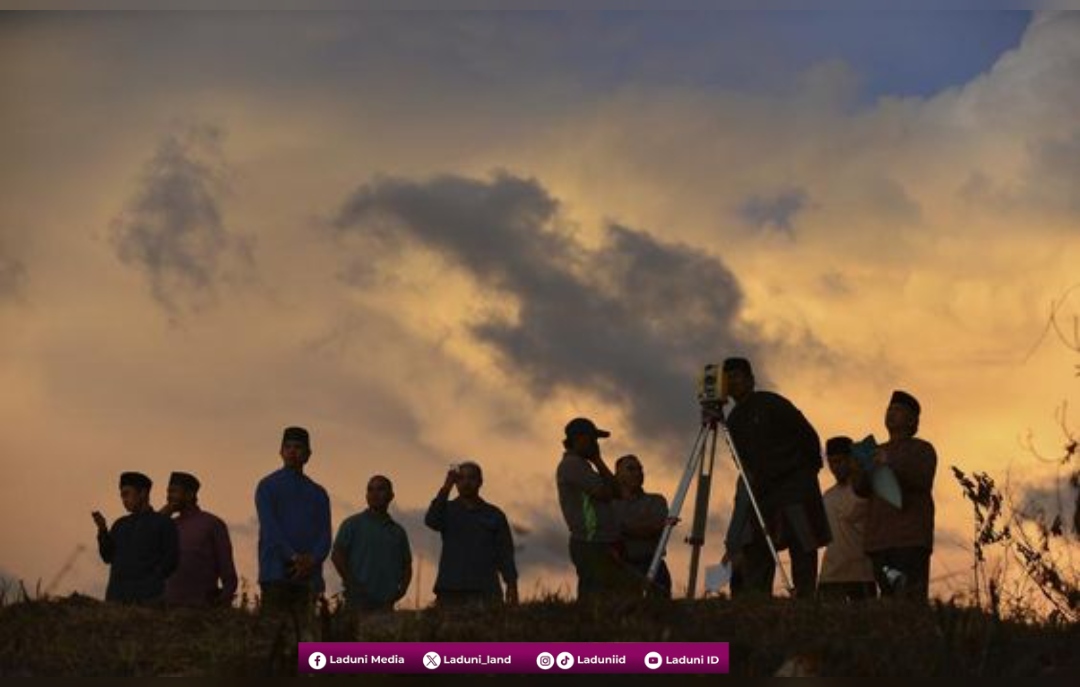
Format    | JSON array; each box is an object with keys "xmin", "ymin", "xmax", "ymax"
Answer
[
  {"xmin": 93, "ymin": 470, "xmax": 237, "ymax": 607},
  {"xmin": 718, "ymin": 357, "xmax": 937, "ymax": 601},
  {"xmin": 91, "ymin": 426, "xmax": 519, "ymax": 633},
  {"xmin": 93, "ymin": 357, "xmax": 938, "ymax": 618}
]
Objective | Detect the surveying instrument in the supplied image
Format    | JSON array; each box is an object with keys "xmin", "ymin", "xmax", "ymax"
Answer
[{"xmin": 646, "ymin": 363, "xmax": 794, "ymax": 597}]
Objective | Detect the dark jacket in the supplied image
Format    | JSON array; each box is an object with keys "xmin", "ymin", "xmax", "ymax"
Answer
[
  {"xmin": 98, "ymin": 509, "xmax": 179, "ymax": 603},
  {"xmin": 724, "ymin": 391, "xmax": 831, "ymax": 552}
]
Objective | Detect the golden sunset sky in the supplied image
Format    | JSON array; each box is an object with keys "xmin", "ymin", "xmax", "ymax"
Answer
[{"xmin": 1, "ymin": 10, "xmax": 1078, "ymax": 605}]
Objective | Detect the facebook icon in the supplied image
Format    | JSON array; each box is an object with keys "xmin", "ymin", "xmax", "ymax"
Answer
[{"xmin": 308, "ymin": 652, "xmax": 327, "ymax": 670}]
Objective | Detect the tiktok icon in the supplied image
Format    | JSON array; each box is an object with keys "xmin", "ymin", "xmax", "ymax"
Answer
[{"xmin": 309, "ymin": 652, "xmax": 327, "ymax": 670}]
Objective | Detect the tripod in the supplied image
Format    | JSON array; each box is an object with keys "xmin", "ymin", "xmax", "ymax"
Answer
[{"xmin": 646, "ymin": 403, "xmax": 794, "ymax": 597}]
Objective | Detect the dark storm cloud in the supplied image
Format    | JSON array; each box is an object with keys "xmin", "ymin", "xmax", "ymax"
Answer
[
  {"xmin": 737, "ymin": 187, "xmax": 810, "ymax": 236},
  {"xmin": 111, "ymin": 124, "xmax": 253, "ymax": 317},
  {"xmin": 333, "ymin": 172, "xmax": 766, "ymax": 451}
]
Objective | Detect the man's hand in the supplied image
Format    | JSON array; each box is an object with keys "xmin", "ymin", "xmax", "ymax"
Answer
[
  {"xmin": 721, "ymin": 547, "xmax": 743, "ymax": 568},
  {"xmin": 442, "ymin": 468, "xmax": 458, "ymax": 492},
  {"xmin": 505, "ymin": 582, "xmax": 519, "ymax": 606},
  {"xmin": 289, "ymin": 553, "xmax": 316, "ymax": 580},
  {"xmin": 91, "ymin": 511, "xmax": 108, "ymax": 533},
  {"xmin": 873, "ymin": 448, "xmax": 890, "ymax": 467}
]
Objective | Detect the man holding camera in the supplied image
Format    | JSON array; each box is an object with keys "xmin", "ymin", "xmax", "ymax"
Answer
[
  {"xmin": 425, "ymin": 461, "xmax": 518, "ymax": 607},
  {"xmin": 717, "ymin": 357, "xmax": 831, "ymax": 599},
  {"xmin": 556, "ymin": 417, "xmax": 634, "ymax": 601}
]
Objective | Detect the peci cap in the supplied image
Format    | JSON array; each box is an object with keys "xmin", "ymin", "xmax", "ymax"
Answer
[
  {"xmin": 119, "ymin": 471, "xmax": 152, "ymax": 491},
  {"xmin": 281, "ymin": 426, "xmax": 311, "ymax": 449},
  {"xmin": 889, "ymin": 390, "xmax": 921, "ymax": 416},
  {"xmin": 168, "ymin": 471, "xmax": 200, "ymax": 493}
]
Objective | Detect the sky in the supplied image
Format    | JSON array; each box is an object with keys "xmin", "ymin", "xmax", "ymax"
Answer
[{"xmin": 1, "ymin": 10, "xmax": 1078, "ymax": 607}]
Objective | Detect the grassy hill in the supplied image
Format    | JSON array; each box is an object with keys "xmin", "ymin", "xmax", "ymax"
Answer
[{"xmin": 1, "ymin": 593, "xmax": 1077, "ymax": 677}]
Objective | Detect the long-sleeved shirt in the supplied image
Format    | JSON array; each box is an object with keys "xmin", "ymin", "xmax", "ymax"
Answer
[
  {"xmin": 165, "ymin": 505, "xmax": 238, "ymax": 606},
  {"xmin": 425, "ymin": 493, "xmax": 517, "ymax": 596},
  {"xmin": 853, "ymin": 436, "xmax": 937, "ymax": 551},
  {"xmin": 97, "ymin": 509, "xmax": 179, "ymax": 603},
  {"xmin": 723, "ymin": 391, "xmax": 832, "ymax": 552},
  {"xmin": 255, "ymin": 467, "xmax": 332, "ymax": 592},
  {"xmin": 611, "ymin": 492, "xmax": 669, "ymax": 563}
]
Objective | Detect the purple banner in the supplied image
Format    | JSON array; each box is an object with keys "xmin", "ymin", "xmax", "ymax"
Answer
[{"xmin": 299, "ymin": 642, "xmax": 728, "ymax": 674}]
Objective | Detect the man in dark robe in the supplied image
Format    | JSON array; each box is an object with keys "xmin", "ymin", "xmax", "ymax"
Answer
[
  {"xmin": 718, "ymin": 357, "xmax": 831, "ymax": 599},
  {"xmin": 93, "ymin": 471, "xmax": 179, "ymax": 604}
]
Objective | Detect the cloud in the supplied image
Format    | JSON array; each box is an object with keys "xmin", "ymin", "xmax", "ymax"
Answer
[
  {"xmin": 110, "ymin": 123, "xmax": 253, "ymax": 318},
  {"xmin": 819, "ymin": 271, "xmax": 853, "ymax": 298},
  {"xmin": 0, "ymin": 251, "xmax": 27, "ymax": 303},
  {"xmin": 737, "ymin": 187, "xmax": 810, "ymax": 236},
  {"xmin": 333, "ymin": 171, "xmax": 768, "ymax": 449}
]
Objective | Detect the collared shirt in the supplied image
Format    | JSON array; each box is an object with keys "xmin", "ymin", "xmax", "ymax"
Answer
[
  {"xmin": 820, "ymin": 482, "xmax": 875, "ymax": 583},
  {"xmin": 333, "ymin": 509, "xmax": 412, "ymax": 609},
  {"xmin": 611, "ymin": 492, "xmax": 669, "ymax": 562},
  {"xmin": 556, "ymin": 452, "xmax": 620, "ymax": 543},
  {"xmin": 425, "ymin": 494, "xmax": 517, "ymax": 596},
  {"xmin": 165, "ymin": 505, "xmax": 239, "ymax": 606},
  {"xmin": 255, "ymin": 467, "xmax": 332, "ymax": 592},
  {"xmin": 98, "ymin": 509, "xmax": 178, "ymax": 603}
]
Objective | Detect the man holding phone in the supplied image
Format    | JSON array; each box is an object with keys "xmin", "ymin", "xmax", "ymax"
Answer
[{"xmin": 425, "ymin": 461, "xmax": 518, "ymax": 607}]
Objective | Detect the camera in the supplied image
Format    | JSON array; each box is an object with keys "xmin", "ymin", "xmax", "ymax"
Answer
[{"xmin": 698, "ymin": 363, "xmax": 725, "ymax": 406}]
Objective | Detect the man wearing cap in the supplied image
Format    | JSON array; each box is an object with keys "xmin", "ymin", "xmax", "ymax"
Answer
[
  {"xmin": 424, "ymin": 461, "xmax": 519, "ymax": 608},
  {"xmin": 255, "ymin": 426, "xmax": 332, "ymax": 638},
  {"xmin": 817, "ymin": 437, "xmax": 876, "ymax": 601},
  {"xmin": 92, "ymin": 472, "xmax": 179, "ymax": 604},
  {"xmin": 556, "ymin": 417, "xmax": 633, "ymax": 601},
  {"xmin": 718, "ymin": 357, "xmax": 831, "ymax": 599},
  {"xmin": 160, "ymin": 471, "xmax": 238, "ymax": 607},
  {"xmin": 853, "ymin": 391, "xmax": 937, "ymax": 601}
]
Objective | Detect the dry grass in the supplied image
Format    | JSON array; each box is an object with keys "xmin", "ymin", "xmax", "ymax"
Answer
[{"xmin": 1, "ymin": 591, "xmax": 1077, "ymax": 677}]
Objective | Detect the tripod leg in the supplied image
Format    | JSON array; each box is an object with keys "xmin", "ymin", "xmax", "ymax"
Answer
[
  {"xmin": 686, "ymin": 422, "xmax": 718, "ymax": 599},
  {"xmin": 647, "ymin": 422, "xmax": 708, "ymax": 584},
  {"xmin": 718, "ymin": 423, "xmax": 795, "ymax": 596}
]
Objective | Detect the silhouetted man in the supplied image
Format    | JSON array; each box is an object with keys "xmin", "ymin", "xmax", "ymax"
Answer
[
  {"xmin": 425, "ymin": 461, "xmax": 518, "ymax": 607},
  {"xmin": 854, "ymin": 391, "xmax": 937, "ymax": 601},
  {"xmin": 718, "ymin": 357, "xmax": 831, "ymax": 599},
  {"xmin": 817, "ymin": 437, "xmax": 876, "ymax": 601},
  {"xmin": 332, "ymin": 475, "xmax": 412, "ymax": 613},
  {"xmin": 161, "ymin": 471, "xmax": 238, "ymax": 607},
  {"xmin": 255, "ymin": 426, "xmax": 331, "ymax": 640},
  {"xmin": 93, "ymin": 471, "xmax": 178, "ymax": 605},
  {"xmin": 613, "ymin": 454, "xmax": 673, "ymax": 598},
  {"xmin": 556, "ymin": 417, "xmax": 634, "ymax": 601}
]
